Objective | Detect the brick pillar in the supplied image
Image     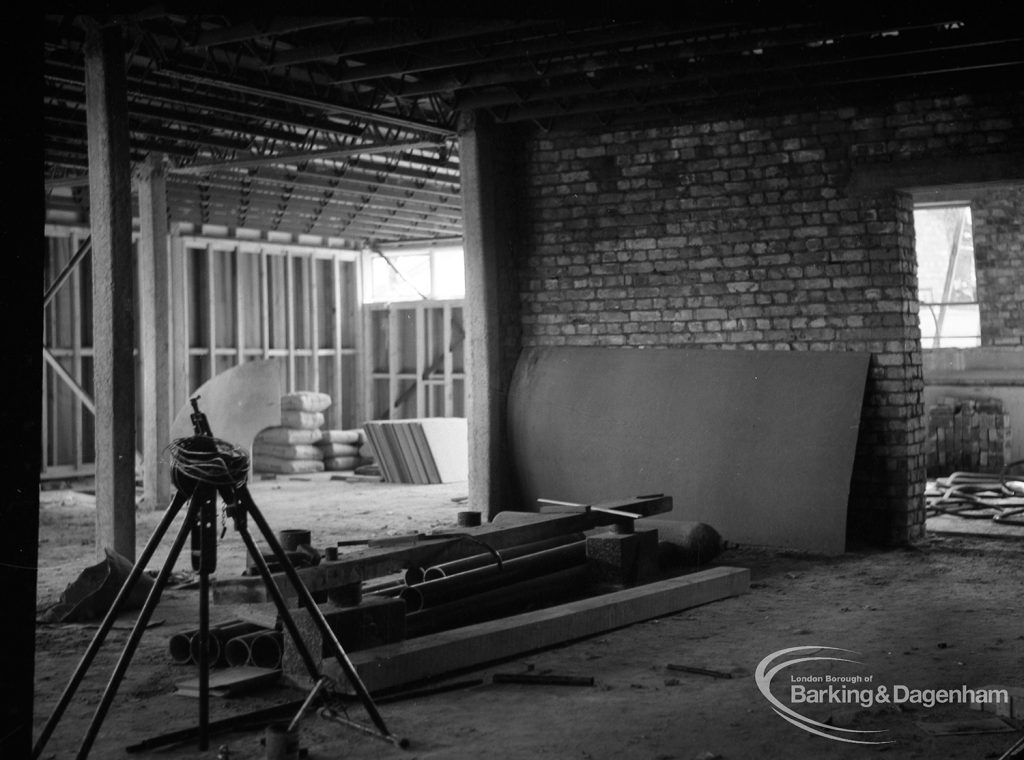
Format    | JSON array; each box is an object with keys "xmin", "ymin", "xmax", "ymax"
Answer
[{"xmin": 846, "ymin": 192, "xmax": 927, "ymax": 545}]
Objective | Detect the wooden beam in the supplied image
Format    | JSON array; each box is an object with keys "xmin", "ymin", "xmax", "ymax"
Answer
[
  {"xmin": 845, "ymin": 152, "xmax": 1024, "ymax": 196},
  {"xmin": 42, "ymin": 347, "xmax": 95, "ymax": 414},
  {"xmin": 458, "ymin": 110, "xmax": 520, "ymax": 518},
  {"xmin": 331, "ymin": 566, "xmax": 750, "ymax": 693},
  {"xmin": 84, "ymin": 20, "xmax": 136, "ymax": 561},
  {"xmin": 137, "ymin": 154, "xmax": 173, "ymax": 510}
]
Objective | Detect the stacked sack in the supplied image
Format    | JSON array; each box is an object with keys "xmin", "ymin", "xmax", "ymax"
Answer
[
  {"xmin": 252, "ymin": 391, "xmax": 332, "ymax": 475},
  {"xmin": 317, "ymin": 428, "xmax": 363, "ymax": 472}
]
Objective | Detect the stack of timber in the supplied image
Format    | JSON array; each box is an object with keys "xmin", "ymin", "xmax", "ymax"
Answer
[
  {"xmin": 362, "ymin": 417, "xmax": 468, "ymax": 483},
  {"xmin": 252, "ymin": 392, "xmax": 331, "ymax": 474},
  {"xmin": 926, "ymin": 396, "xmax": 1012, "ymax": 477},
  {"xmin": 220, "ymin": 495, "xmax": 749, "ymax": 694}
]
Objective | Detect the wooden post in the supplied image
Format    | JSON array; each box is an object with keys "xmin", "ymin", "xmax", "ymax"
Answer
[
  {"xmin": 458, "ymin": 111, "xmax": 520, "ymax": 517},
  {"xmin": 84, "ymin": 20, "xmax": 136, "ymax": 560},
  {"xmin": 169, "ymin": 229, "xmax": 189, "ymax": 415},
  {"xmin": 137, "ymin": 154, "xmax": 173, "ymax": 510}
]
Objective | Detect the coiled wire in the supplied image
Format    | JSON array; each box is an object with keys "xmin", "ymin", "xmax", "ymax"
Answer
[{"xmin": 166, "ymin": 436, "xmax": 250, "ymax": 493}]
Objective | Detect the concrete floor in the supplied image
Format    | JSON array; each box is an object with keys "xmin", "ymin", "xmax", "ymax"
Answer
[{"xmin": 33, "ymin": 475, "xmax": 1024, "ymax": 760}]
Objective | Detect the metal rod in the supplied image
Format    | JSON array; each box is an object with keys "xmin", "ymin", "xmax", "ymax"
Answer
[
  {"xmin": 666, "ymin": 663, "xmax": 734, "ymax": 679},
  {"xmin": 404, "ymin": 565, "xmax": 591, "ymax": 637},
  {"xmin": 318, "ymin": 707, "xmax": 409, "ymax": 749},
  {"xmin": 197, "ymin": 563, "xmax": 209, "ymax": 750},
  {"xmin": 420, "ymin": 533, "xmax": 586, "ymax": 581},
  {"xmin": 287, "ymin": 678, "xmax": 327, "ymax": 733},
  {"xmin": 401, "ymin": 541, "xmax": 588, "ymax": 612},
  {"xmin": 33, "ymin": 490, "xmax": 189, "ymax": 759},
  {"xmin": 124, "ymin": 699, "xmax": 309, "ymax": 753},
  {"xmin": 75, "ymin": 496, "xmax": 197, "ymax": 760}
]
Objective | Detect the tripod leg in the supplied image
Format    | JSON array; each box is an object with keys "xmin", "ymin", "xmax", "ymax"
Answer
[
  {"xmin": 237, "ymin": 487, "xmax": 394, "ymax": 741},
  {"xmin": 75, "ymin": 496, "xmax": 198, "ymax": 760},
  {"xmin": 33, "ymin": 490, "xmax": 190, "ymax": 760},
  {"xmin": 233, "ymin": 518, "xmax": 324, "ymax": 679},
  {"xmin": 191, "ymin": 484, "xmax": 218, "ymax": 751}
]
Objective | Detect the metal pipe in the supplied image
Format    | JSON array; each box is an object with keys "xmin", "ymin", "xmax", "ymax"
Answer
[
  {"xmin": 247, "ymin": 631, "xmax": 285, "ymax": 669},
  {"xmin": 167, "ymin": 619, "xmax": 245, "ymax": 664},
  {"xmin": 418, "ymin": 533, "xmax": 586, "ymax": 582},
  {"xmin": 223, "ymin": 630, "xmax": 281, "ymax": 668},
  {"xmin": 189, "ymin": 621, "xmax": 265, "ymax": 667},
  {"xmin": 404, "ymin": 565, "xmax": 591, "ymax": 637},
  {"xmin": 401, "ymin": 541, "xmax": 587, "ymax": 612}
]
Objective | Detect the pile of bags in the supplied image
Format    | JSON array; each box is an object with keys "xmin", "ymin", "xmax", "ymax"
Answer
[{"xmin": 251, "ymin": 391, "xmax": 375, "ymax": 475}]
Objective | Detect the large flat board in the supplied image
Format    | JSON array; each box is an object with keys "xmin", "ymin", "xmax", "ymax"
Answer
[
  {"xmin": 170, "ymin": 359, "xmax": 284, "ymax": 451},
  {"xmin": 508, "ymin": 347, "xmax": 869, "ymax": 554}
]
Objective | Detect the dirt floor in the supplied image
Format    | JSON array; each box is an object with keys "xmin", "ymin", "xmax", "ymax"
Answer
[{"xmin": 32, "ymin": 475, "xmax": 1024, "ymax": 760}]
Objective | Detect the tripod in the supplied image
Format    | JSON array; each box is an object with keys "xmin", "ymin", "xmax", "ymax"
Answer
[{"xmin": 34, "ymin": 399, "xmax": 400, "ymax": 759}]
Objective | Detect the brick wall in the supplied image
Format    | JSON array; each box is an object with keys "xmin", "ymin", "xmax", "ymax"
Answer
[
  {"xmin": 975, "ymin": 186, "xmax": 1024, "ymax": 347},
  {"xmin": 510, "ymin": 90, "xmax": 1024, "ymax": 545}
]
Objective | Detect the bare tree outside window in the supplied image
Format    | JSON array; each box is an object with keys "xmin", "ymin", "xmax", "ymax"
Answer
[{"xmin": 914, "ymin": 205, "xmax": 980, "ymax": 348}]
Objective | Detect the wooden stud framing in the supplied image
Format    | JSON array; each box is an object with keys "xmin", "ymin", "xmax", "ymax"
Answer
[
  {"xmin": 136, "ymin": 153, "xmax": 173, "ymax": 509},
  {"xmin": 310, "ymin": 253, "xmax": 321, "ymax": 392},
  {"xmin": 286, "ymin": 250, "xmax": 295, "ymax": 389},
  {"xmin": 260, "ymin": 249, "xmax": 271, "ymax": 361},
  {"xmin": 333, "ymin": 257, "xmax": 345, "ymax": 428},
  {"xmin": 235, "ymin": 246, "xmax": 246, "ymax": 365},
  {"xmin": 170, "ymin": 230, "xmax": 188, "ymax": 412},
  {"xmin": 443, "ymin": 302, "xmax": 454, "ymax": 417},
  {"xmin": 366, "ymin": 300, "xmax": 466, "ymax": 421},
  {"xmin": 415, "ymin": 306, "xmax": 426, "ymax": 414},
  {"xmin": 42, "ymin": 224, "xmax": 362, "ymax": 473}
]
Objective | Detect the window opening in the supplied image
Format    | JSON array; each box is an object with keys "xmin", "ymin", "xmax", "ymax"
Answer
[{"xmin": 914, "ymin": 205, "xmax": 980, "ymax": 348}]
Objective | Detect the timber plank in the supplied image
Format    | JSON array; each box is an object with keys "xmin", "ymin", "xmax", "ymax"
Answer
[
  {"xmin": 319, "ymin": 566, "xmax": 749, "ymax": 693},
  {"xmin": 213, "ymin": 497, "xmax": 671, "ymax": 604}
]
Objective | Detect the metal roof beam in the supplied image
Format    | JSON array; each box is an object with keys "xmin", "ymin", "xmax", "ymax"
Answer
[
  {"xmin": 190, "ymin": 17, "xmax": 352, "ymax": 48},
  {"xmin": 265, "ymin": 19, "xmax": 549, "ymax": 68},
  {"xmin": 156, "ymin": 67, "xmax": 456, "ymax": 137},
  {"xmin": 171, "ymin": 139, "xmax": 446, "ymax": 174}
]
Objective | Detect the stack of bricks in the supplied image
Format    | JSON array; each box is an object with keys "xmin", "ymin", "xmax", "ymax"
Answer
[{"xmin": 925, "ymin": 396, "xmax": 1012, "ymax": 477}]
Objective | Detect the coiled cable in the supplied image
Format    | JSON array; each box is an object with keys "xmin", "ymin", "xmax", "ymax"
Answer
[{"xmin": 166, "ymin": 436, "xmax": 250, "ymax": 494}]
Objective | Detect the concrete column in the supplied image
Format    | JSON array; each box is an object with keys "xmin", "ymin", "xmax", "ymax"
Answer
[
  {"xmin": 458, "ymin": 111, "xmax": 521, "ymax": 518},
  {"xmin": 84, "ymin": 20, "xmax": 136, "ymax": 560},
  {"xmin": 137, "ymin": 154, "xmax": 173, "ymax": 510}
]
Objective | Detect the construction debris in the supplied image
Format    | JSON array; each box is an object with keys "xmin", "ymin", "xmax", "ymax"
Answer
[
  {"xmin": 925, "ymin": 463, "xmax": 1024, "ymax": 525},
  {"xmin": 492, "ymin": 673, "xmax": 595, "ymax": 687}
]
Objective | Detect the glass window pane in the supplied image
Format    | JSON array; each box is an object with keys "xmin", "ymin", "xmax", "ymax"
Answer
[
  {"xmin": 914, "ymin": 205, "xmax": 979, "ymax": 348},
  {"xmin": 370, "ymin": 254, "xmax": 430, "ymax": 301},
  {"xmin": 432, "ymin": 247, "xmax": 465, "ymax": 299}
]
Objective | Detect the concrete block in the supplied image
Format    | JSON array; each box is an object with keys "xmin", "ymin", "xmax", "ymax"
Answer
[
  {"xmin": 281, "ymin": 595, "xmax": 406, "ymax": 682},
  {"xmin": 585, "ymin": 527, "xmax": 659, "ymax": 585}
]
